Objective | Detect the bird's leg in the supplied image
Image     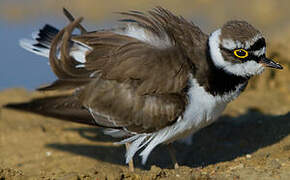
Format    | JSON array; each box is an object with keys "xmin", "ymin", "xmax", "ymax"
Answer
[
  {"xmin": 167, "ymin": 143, "xmax": 179, "ymax": 169},
  {"xmin": 125, "ymin": 142, "xmax": 135, "ymax": 172}
]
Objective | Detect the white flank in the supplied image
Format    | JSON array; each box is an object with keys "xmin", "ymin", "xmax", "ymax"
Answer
[
  {"xmin": 70, "ymin": 50, "xmax": 86, "ymax": 63},
  {"xmin": 115, "ymin": 24, "xmax": 172, "ymax": 48},
  {"xmin": 89, "ymin": 107, "xmax": 118, "ymax": 127},
  {"xmin": 70, "ymin": 41, "xmax": 92, "ymax": 63},
  {"xmin": 116, "ymin": 75, "xmax": 247, "ymax": 164},
  {"xmin": 209, "ymin": 29, "xmax": 265, "ymax": 77},
  {"xmin": 103, "ymin": 129, "xmax": 130, "ymax": 138}
]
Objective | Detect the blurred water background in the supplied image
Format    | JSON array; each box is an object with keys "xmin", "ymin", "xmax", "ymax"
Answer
[{"xmin": 1, "ymin": 0, "xmax": 290, "ymax": 90}]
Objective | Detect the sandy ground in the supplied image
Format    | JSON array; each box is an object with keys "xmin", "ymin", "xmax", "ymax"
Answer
[
  {"xmin": 1, "ymin": 18, "xmax": 290, "ymax": 180},
  {"xmin": 1, "ymin": 60, "xmax": 290, "ymax": 180}
]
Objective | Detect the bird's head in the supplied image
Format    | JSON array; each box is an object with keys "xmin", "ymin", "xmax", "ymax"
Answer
[{"xmin": 209, "ymin": 20, "xmax": 283, "ymax": 77}]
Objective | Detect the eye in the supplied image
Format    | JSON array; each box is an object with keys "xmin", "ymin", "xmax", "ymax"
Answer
[{"xmin": 233, "ymin": 49, "xmax": 248, "ymax": 58}]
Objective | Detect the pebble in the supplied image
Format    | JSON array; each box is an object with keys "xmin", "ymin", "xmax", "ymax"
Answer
[
  {"xmin": 282, "ymin": 144, "xmax": 290, "ymax": 151},
  {"xmin": 267, "ymin": 159, "xmax": 281, "ymax": 169},
  {"xmin": 229, "ymin": 164, "xmax": 244, "ymax": 170},
  {"xmin": 45, "ymin": 151, "xmax": 52, "ymax": 156},
  {"xmin": 246, "ymin": 154, "xmax": 252, "ymax": 159},
  {"xmin": 55, "ymin": 172, "xmax": 80, "ymax": 180}
]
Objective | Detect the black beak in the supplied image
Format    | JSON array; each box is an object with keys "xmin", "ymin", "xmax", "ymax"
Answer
[{"xmin": 260, "ymin": 57, "xmax": 283, "ymax": 69}]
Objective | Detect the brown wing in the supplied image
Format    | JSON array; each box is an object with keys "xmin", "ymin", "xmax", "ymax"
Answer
[
  {"xmin": 72, "ymin": 33, "xmax": 191, "ymax": 132},
  {"xmin": 77, "ymin": 76, "xmax": 187, "ymax": 133},
  {"xmin": 77, "ymin": 35, "xmax": 190, "ymax": 95},
  {"xmin": 35, "ymin": 8, "xmax": 199, "ymax": 133}
]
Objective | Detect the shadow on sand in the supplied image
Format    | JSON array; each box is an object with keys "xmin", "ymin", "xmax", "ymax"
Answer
[{"xmin": 46, "ymin": 109, "xmax": 290, "ymax": 170}]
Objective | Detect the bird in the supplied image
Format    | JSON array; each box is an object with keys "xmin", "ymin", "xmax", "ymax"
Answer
[{"xmin": 6, "ymin": 7, "xmax": 283, "ymax": 171}]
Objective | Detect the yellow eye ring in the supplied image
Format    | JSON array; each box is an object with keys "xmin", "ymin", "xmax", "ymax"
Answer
[{"xmin": 233, "ymin": 49, "xmax": 248, "ymax": 58}]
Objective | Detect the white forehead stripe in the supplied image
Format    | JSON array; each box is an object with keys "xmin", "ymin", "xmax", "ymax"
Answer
[
  {"xmin": 209, "ymin": 29, "xmax": 264, "ymax": 77},
  {"xmin": 222, "ymin": 39, "xmax": 243, "ymax": 50},
  {"xmin": 221, "ymin": 34, "xmax": 263, "ymax": 50}
]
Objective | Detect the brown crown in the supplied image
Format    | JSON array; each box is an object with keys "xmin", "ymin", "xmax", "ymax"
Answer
[{"xmin": 220, "ymin": 20, "xmax": 261, "ymax": 42}]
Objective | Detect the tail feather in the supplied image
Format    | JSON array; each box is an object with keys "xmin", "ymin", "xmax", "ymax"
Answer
[
  {"xmin": 37, "ymin": 79, "xmax": 90, "ymax": 91},
  {"xmin": 4, "ymin": 95, "xmax": 97, "ymax": 126},
  {"xmin": 33, "ymin": 24, "xmax": 59, "ymax": 47},
  {"xmin": 4, "ymin": 95, "xmax": 121, "ymax": 129},
  {"xmin": 20, "ymin": 23, "xmax": 91, "ymax": 64},
  {"xmin": 19, "ymin": 24, "xmax": 59, "ymax": 58}
]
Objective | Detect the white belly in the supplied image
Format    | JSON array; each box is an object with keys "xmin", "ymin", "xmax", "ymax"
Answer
[{"xmin": 164, "ymin": 77, "xmax": 245, "ymax": 143}]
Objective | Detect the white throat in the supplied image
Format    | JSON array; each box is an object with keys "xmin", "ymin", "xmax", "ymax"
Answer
[{"xmin": 208, "ymin": 29, "xmax": 264, "ymax": 77}]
